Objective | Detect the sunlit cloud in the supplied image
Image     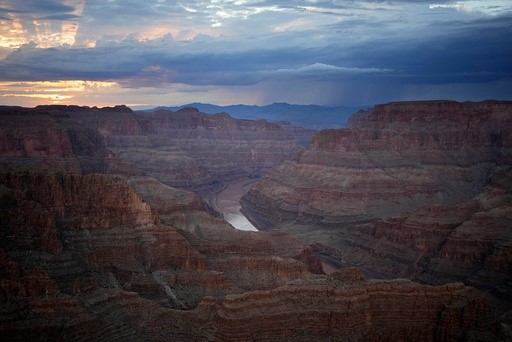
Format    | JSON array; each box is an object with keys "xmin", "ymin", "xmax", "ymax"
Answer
[
  {"xmin": 2, "ymin": 93, "xmax": 74, "ymax": 102},
  {"xmin": 0, "ymin": 0, "xmax": 85, "ymax": 50},
  {"xmin": 179, "ymin": 3, "xmax": 198, "ymax": 13},
  {"xmin": 273, "ymin": 63, "xmax": 392, "ymax": 76},
  {"xmin": 274, "ymin": 18, "xmax": 318, "ymax": 32},
  {"xmin": 0, "ymin": 20, "xmax": 28, "ymax": 49},
  {"xmin": 175, "ymin": 1, "xmax": 287, "ymax": 28},
  {"xmin": 0, "ymin": 0, "xmax": 511, "ymax": 107},
  {"xmin": 0, "ymin": 80, "xmax": 117, "ymax": 104},
  {"xmin": 429, "ymin": 1, "xmax": 511, "ymax": 16}
]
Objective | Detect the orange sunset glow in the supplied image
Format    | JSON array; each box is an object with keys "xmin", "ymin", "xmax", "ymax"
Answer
[
  {"xmin": 0, "ymin": 80, "xmax": 118, "ymax": 106},
  {"xmin": 0, "ymin": 0, "xmax": 510, "ymax": 108}
]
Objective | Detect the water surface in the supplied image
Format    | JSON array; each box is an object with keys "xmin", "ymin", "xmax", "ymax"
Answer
[{"xmin": 215, "ymin": 179, "xmax": 258, "ymax": 231}]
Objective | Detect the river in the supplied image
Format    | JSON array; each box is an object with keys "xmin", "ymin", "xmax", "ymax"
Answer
[
  {"xmin": 216, "ymin": 179, "xmax": 341, "ymax": 274},
  {"xmin": 215, "ymin": 178, "xmax": 258, "ymax": 231}
]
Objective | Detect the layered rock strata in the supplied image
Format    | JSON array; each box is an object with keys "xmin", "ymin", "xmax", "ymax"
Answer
[
  {"xmin": 0, "ymin": 107, "xmax": 108, "ymax": 174},
  {"xmin": 0, "ymin": 170, "xmax": 500, "ymax": 340},
  {"xmin": 241, "ymin": 100, "xmax": 512, "ymax": 320},
  {"xmin": 120, "ymin": 107, "xmax": 304, "ymax": 195},
  {"xmin": 192, "ymin": 274, "xmax": 495, "ymax": 341},
  {"xmin": 0, "ymin": 105, "xmax": 308, "ymax": 197},
  {"xmin": 243, "ymin": 100, "xmax": 512, "ymax": 227},
  {"xmin": 0, "ymin": 101, "xmax": 506, "ymax": 339}
]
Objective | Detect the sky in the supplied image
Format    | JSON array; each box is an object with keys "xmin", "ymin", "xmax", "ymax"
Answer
[{"xmin": 0, "ymin": 0, "xmax": 511, "ymax": 108}]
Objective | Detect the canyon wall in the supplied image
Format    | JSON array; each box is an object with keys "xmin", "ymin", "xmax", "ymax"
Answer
[
  {"xmin": 0, "ymin": 170, "xmax": 499, "ymax": 340},
  {"xmin": 243, "ymin": 100, "xmax": 512, "ymax": 227},
  {"xmin": 0, "ymin": 105, "xmax": 308, "ymax": 197},
  {"xmin": 0, "ymin": 103, "xmax": 505, "ymax": 339},
  {"xmin": 118, "ymin": 107, "xmax": 305, "ymax": 195},
  {"xmin": 0, "ymin": 107, "xmax": 109, "ymax": 174},
  {"xmin": 241, "ymin": 100, "xmax": 512, "ymax": 321},
  {"xmin": 194, "ymin": 275, "xmax": 495, "ymax": 341},
  {"xmin": 61, "ymin": 105, "xmax": 305, "ymax": 195}
]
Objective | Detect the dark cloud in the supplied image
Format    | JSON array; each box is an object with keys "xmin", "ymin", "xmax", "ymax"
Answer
[
  {"xmin": 0, "ymin": 37, "xmax": 315, "ymax": 86},
  {"xmin": 0, "ymin": 10, "xmax": 510, "ymax": 93},
  {"xmin": 334, "ymin": 15, "xmax": 512, "ymax": 84},
  {"xmin": 38, "ymin": 14, "xmax": 81, "ymax": 21},
  {"xmin": 0, "ymin": 0, "xmax": 75, "ymax": 15},
  {"xmin": 0, "ymin": 0, "xmax": 511, "ymax": 106}
]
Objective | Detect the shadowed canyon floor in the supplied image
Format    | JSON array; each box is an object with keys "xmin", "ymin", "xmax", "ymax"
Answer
[{"xmin": 0, "ymin": 102, "xmax": 508, "ymax": 340}]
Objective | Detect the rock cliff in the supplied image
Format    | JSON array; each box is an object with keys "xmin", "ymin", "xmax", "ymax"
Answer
[
  {"xmin": 0, "ymin": 170, "xmax": 500, "ymax": 340},
  {"xmin": 0, "ymin": 102, "xmax": 506, "ymax": 340},
  {"xmin": 192, "ymin": 275, "xmax": 495, "ymax": 341},
  {"xmin": 115, "ymin": 107, "xmax": 304, "ymax": 195},
  {"xmin": 0, "ymin": 107, "xmax": 108, "ymax": 174},
  {"xmin": 0, "ymin": 104, "xmax": 310, "ymax": 199},
  {"xmin": 241, "ymin": 100, "xmax": 512, "ymax": 323},
  {"xmin": 243, "ymin": 100, "xmax": 512, "ymax": 226}
]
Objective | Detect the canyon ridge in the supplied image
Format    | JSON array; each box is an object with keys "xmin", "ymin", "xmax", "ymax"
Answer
[
  {"xmin": 0, "ymin": 101, "xmax": 509, "ymax": 340},
  {"xmin": 241, "ymin": 100, "xmax": 512, "ymax": 329}
]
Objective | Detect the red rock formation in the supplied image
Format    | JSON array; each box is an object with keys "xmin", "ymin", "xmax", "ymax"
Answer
[
  {"xmin": 192, "ymin": 277, "xmax": 496, "ymax": 341},
  {"xmin": 241, "ymin": 100, "xmax": 512, "ymax": 324},
  {"xmin": 0, "ymin": 107, "xmax": 108, "ymax": 174},
  {"xmin": 0, "ymin": 101, "xmax": 505, "ymax": 340},
  {"xmin": 0, "ymin": 171, "xmax": 156, "ymax": 231},
  {"xmin": 0, "ymin": 248, "xmax": 60, "ymax": 300},
  {"xmin": 0, "ymin": 169, "xmax": 501, "ymax": 340},
  {"xmin": 0, "ymin": 169, "xmax": 320, "ymax": 297},
  {"xmin": 112, "ymin": 108, "xmax": 304, "ymax": 195},
  {"xmin": 243, "ymin": 100, "xmax": 512, "ymax": 227},
  {"xmin": 0, "ymin": 104, "xmax": 308, "ymax": 198}
]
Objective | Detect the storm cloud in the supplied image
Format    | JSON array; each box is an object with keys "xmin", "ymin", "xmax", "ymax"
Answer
[{"xmin": 0, "ymin": 0, "xmax": 511, "ymax": 106}]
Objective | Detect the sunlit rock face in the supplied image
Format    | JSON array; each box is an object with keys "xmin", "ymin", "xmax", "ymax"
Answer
[
  {"xmin": 241, "ymin": 100, "xmax": 512, "ymax": 321},
  {"xmin": 0, "ymin": 170, "xmax": 499, "ymax": 341}
]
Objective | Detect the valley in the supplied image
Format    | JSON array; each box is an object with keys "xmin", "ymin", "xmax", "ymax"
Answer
[
  {"xmin": 242, "ymin": 100, "xmax": 512, "ymax": 324},
  {"xmin": 0, "ymin": 101, "xmax": 510, "ymax": 340}
]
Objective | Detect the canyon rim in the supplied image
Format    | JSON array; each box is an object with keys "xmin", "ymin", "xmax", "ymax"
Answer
[{"xmin": 0, "ymin": 101, "xmax": 509, "ymax": 340}]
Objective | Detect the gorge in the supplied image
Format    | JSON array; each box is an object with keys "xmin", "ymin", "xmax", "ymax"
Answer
[
  {"xmin": 241, "ymin": 100, "xmax": 512, "ymax": 328},
  {"xmin": 0, "ymin": 101, "xmax": 510, "ymax": 340}
]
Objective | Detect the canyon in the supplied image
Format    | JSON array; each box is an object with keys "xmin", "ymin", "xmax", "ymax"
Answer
[
  {"xmin": 241, "ymin": 100, "xmax": 512, "ymax": 327},
  {"xmin": 0, "ymin": 101, "xmax": 509, "ymax": 340},
  {"xmin": 158, "ymin": 102, "xmax": 363, "ymax": 129}
]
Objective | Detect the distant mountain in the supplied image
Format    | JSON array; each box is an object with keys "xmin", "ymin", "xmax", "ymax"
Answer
[{"xmin": 147, "ymin": 103, "xmax": 367, "ymax": 129}]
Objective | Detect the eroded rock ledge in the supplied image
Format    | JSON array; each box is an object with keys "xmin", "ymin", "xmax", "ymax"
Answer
[
  {"xmin": 241, "ymin": 100, "xmax": 512, "ymax": 322},
  {"xmin": 0, "ymin": 170, "xmax": 500, "ymax": 340}
]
